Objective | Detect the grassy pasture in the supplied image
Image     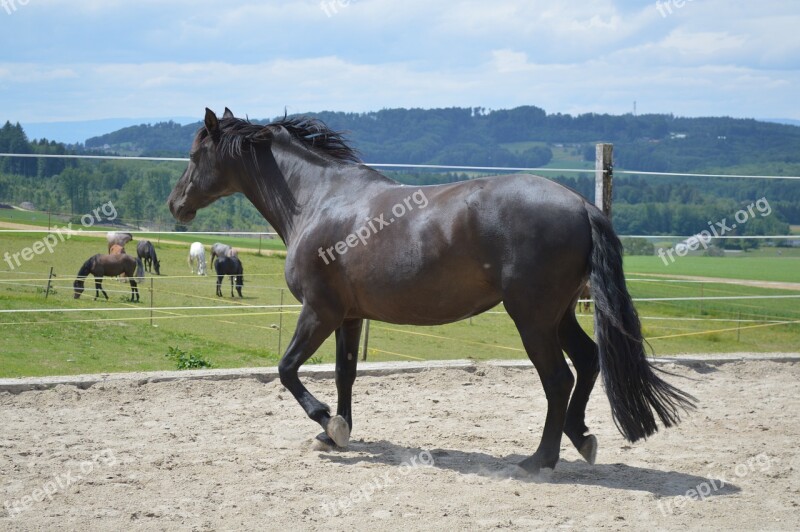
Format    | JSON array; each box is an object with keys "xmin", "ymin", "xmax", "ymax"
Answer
[{"xmin": 0, "ymin": 232, "xmax": 798, "ymax": 378}]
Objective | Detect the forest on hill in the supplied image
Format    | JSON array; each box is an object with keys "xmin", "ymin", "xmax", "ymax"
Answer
[{"xmin": 1, "ymin": 106, "xmax": 798, "ymax": 242}]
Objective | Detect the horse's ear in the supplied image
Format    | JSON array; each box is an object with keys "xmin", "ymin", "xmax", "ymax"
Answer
[
  {"xmin": 204, "ymin": 108, "xmax": 220, "ymax": 141},
  {"xmin": 222, "ymin": 107, "xmax": 234, "ymax": 119}
]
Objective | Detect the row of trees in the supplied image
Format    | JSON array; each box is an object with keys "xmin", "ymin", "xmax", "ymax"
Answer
[{"xmin": 2, "ymin": 111, "xmax": 798, "ymax": 236}]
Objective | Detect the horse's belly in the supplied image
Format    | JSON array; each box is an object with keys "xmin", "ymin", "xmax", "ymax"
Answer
[{"xmin": 350, "ymin": 266, "xmax": 502, "ymax": 325}]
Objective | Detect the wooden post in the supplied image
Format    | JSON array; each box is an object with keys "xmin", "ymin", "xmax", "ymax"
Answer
[
  {"xmin": 277, "ymin": 288, "xmax": 284, "ymax": 355},
  {"xmin": 737, "ymin": 311, "xmax": 741, "ymax": 342},
  {"xmin": 149, "ymin": 276, "xmax": 154, "ymax": 326},
  {"xmin": 594, "ymin": 143, "xmax": 613, "ymax": 218},
  {"xmin": 44, "ymin": 267, "xmax": 54, "ymax": 299},
  {"xmin": 362, "ymin": 319, "xmax": 371, "ymax": 361}
]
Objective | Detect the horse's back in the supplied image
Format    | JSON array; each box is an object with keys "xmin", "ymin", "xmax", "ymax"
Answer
[{"xmin": 189, "ymin": 242, "xmax": 205, "ymax": 257}]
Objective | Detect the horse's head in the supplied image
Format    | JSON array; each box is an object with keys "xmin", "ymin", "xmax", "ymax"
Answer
[
  {"xmin": 168, "ymin": 108, "xmax": 241, "ymax": 223},
  {"xmin": 73, "ymin": 278, "xmax": 85, "ymax": 299},
  {"xmin": 153, "ymin": 258, "xmax": 161, "ymax": 275}
]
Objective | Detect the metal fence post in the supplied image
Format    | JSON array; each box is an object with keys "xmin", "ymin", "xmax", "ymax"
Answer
[{"xmin": 362, "ymin": 319, "xmax": 371, "ymax": 361}]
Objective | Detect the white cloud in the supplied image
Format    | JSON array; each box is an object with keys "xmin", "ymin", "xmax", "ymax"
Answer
[{"xmin": 1, "ymin": 0, "xmax": 798, "ymax": 123}]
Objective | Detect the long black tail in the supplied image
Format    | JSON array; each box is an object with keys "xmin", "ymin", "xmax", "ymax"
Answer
[
  {"xmin": 586, "ymin": 205, "xmax": 695, "ymax": 442},
  {"xmin": 134, "ymin": 257, "xmax": 145, "ymax": 282}
]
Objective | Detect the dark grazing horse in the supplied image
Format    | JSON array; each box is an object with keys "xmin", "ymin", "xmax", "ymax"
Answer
[
  {"xmin": 167, "ymin": 108, "xmax": 695, "ymax": 474},
  {"xmin": 74, "ymin": 253, "xmax": 144, "ymax": 302},
  {"xmin": 137, "ymin": 240, "xmax": 161, "ymax": 275},
  {"xmin": 214, "ymin": 255, "xmax": 243, "ymax": 297}
]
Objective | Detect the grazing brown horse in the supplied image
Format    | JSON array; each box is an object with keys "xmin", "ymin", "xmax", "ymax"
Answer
[
  {"xmin": 73, "ymin": 254, "xmax": 144, "ymax": 302},
  {"xmin": 107, "ymin": 231, "xmax": 133, "ymax": 253},
  {"xmin": 167, "ymin": 108, "xmax": 694, "ymax": 474},
  {"xmin": 210, "ymin": 242, "xmax": 237, "ymax": 270}
]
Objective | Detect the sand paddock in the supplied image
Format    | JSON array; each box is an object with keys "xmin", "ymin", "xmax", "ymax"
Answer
[{"xmin": 1, "ymin": 359, "xmax": 798, "ymax": 530}]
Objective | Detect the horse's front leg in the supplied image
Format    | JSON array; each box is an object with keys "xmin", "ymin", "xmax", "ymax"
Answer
[
  {"xmin": 278, "ymin": 305, "xmax": 346, "ymax": 446},
  {"xmin": 316, "ymin": 318, "xmax": 363, "ymax": 448}
]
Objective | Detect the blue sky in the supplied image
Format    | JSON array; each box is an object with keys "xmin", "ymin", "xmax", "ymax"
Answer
[{"xmin": 1, "ymin": 0, "xmax": 799, "ymax": 131}]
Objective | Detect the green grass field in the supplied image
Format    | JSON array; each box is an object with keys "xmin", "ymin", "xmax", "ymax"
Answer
[{"xmin": 1, "ymin": 232, "xmax": 798, "ymax": 378}]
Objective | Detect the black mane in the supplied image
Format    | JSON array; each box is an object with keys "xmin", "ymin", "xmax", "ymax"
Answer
[{"xmin": 215, "ymin": 115, "xmax": 360, "ymax": 164}]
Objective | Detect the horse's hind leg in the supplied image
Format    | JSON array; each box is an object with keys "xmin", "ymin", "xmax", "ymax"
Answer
[
  {"xmin": 95, "ymin": 278, "xmax": 108, "ymax": 300},
  {"xmin": 316, "ymin": 318, "xmax": 363, "ymax": 448},
  {"xmin": 559, "ymin": 311, "xmax": 599, "ymax": 464},
  {"xmin": 130, "ymin": 280, "xmax": 139, "ymax": 302},
  {"xmin": 505, "ymin": 300, "xmax": 574, "ymax": 474}
]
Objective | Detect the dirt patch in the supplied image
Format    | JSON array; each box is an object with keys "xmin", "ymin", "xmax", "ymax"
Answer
[
  {"xmin": 1, "ymin": 360, "xmax": 798, "ymax": 530},
  {"xmin": 630, "ymin": 272, "xmax": 800, "ymax": 292}
]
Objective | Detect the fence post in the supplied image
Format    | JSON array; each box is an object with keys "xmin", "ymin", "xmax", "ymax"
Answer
[
  {"xmin": 362, "ymin": 319, "xmax": 371, "ymax": 361},
  {"xmin": 594, "ymin": 143, "xmax": 613, "ymax": 217},
  {"xmin": 149, "ymin": 276, "xmax": 154, "ymax": 326},
  {"xmin": 277, "ymin": 288, "xmax": 284, "ymax": 355},
  {"xmin": 44, "ymin": 267, "xmax": 54, "ymax": 299}
]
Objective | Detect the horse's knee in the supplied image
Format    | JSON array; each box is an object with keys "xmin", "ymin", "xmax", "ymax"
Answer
[{"xmin": 278, "ymin": 359, "xmax": 299, "ymax": 388}]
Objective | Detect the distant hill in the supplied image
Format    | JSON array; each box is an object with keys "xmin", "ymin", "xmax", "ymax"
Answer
[
  {"xmin": 3, "ymin": 107, "xmax": 799, "ymax": 238},
  {"xmin": 85, "ymin": 106, "xmax": 800, "ymax": 174},
  {"xmin": 22, "ymin": 117, "xmax": 197, "ymax": 145}
]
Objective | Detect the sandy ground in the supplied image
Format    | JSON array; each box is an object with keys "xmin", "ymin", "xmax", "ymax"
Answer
[{"xmin": 1, "ymin": 360, "xmax": 798, "ymax": 531}]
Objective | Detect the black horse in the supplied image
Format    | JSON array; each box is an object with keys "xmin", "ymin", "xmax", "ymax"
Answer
[
  {"xmin": 74, "ymin": 253, "xmax": 144, "ymax": 302},
  {"xmin": 168, "ymin": 108, "xmax": 694, "ymax": 474},
  {"xmin": 215, "ymin": 255, "xmax": 243, "ymax": 297},
  {"xmin": 136, "ymin": 240, "xmax": 161, "ymax": 275}
]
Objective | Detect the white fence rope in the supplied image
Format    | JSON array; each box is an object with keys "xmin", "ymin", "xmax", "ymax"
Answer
[
  {"xmin": 0, "ymin": 295, "xmax": 796, "ymax": 316},
  {"xmin": 2, "ymin": 152, "xmax": 800, "ymax": 180}
]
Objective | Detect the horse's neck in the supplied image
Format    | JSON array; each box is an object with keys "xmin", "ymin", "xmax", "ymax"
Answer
[{"xmin": 247, "ymin": 148, "xmax": 390, "ymax": 247}]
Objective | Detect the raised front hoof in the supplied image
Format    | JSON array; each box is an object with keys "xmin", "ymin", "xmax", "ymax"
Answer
[
  {"xmin": 579, "ymin": 435, "xmax": 598, "ymax": 465},
  {"xmin": 326, "ymin": 415, "xmax": 350, "ymax": 448},
  {"xmin": 518, "ymin": 453, "xmax": 559, "ymax": 476}
]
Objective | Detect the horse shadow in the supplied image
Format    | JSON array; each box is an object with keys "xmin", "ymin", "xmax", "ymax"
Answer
[{"xmin": 320, "ymin": 440, "xmax": 740, "ymax": 498}]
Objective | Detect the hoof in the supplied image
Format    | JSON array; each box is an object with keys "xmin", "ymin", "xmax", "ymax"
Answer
[
  {"xmin": 312, "ymin": 433, "xmax": 335, "ymax": 452},
  {"xmin": 326, "ymin": 415, "xmax": 350, "ymax": 448},
  {"xmin": 518, "ymin": 454, "xmax": 558, "ymax": 476},
  {"xmin": 579, "ymin": 435, "xmax": 598, "ymax": 465}
]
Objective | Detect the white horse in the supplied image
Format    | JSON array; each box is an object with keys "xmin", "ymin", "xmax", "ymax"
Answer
[{"xmin": 188, "ymin": 242, "xmax": 207, "ymax": 275}]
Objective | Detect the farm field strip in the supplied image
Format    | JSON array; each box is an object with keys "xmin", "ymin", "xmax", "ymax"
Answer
[{"xmin": 0, "ymin": 233, "xmax": 798, "ymax": 377}]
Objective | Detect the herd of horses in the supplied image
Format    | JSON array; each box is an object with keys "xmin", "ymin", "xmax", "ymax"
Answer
[{"xmin": 72, "ymin": 231, "xmax": 244, "ymax": 301}]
